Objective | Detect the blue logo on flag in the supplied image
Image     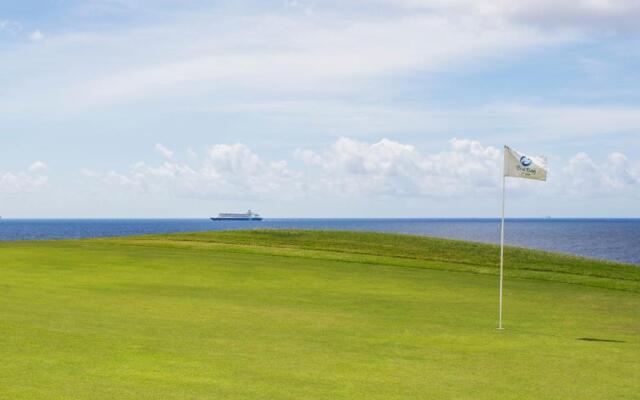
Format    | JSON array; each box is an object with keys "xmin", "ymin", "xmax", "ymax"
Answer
[{"xmin": 520, "ymin": 156, "xmax": 533, "ymax": 167}]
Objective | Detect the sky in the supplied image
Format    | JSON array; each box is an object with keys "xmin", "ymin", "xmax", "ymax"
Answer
[{"xmin": 1, "ymin": 0, "xmax": 639, "ymax": 218}]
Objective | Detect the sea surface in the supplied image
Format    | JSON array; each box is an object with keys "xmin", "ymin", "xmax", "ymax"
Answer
[{"xmin": 0, "ymin": 218, "xmax": 638, "ymax": 265}]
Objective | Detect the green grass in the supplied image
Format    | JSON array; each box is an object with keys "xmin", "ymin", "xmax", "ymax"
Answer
[{"xmin": 1, "ymin": 230, "xmax": 638, "ymax": 399}]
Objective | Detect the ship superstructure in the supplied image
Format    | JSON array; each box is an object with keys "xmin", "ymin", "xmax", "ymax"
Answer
[{"xmin": 210, "ymin": 210, "xmax": 263, "ymax": 221}]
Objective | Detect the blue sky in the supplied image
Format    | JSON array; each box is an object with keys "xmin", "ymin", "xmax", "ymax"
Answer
[{"xmin": 1, "ymin": 0, "xmax": 639, "ymax": 217}]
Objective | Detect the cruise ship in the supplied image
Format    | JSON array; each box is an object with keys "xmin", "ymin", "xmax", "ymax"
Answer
[{"xmin": 210, "ymin": 210, "xmax": 263, "ymax": 221}]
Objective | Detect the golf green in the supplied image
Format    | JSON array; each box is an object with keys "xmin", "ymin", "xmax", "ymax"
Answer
[{"xmin": 1, "ymin": 230, "xmax": 638, "ymax": 399}]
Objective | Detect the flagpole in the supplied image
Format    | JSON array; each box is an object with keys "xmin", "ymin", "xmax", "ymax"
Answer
[
  {"xmin": 498, "ymin": 170, "xmax": 506, "ymax": 330},
  {"xmin": 498, "ymin": 145, "xmax": 547, "ymax": 330}
]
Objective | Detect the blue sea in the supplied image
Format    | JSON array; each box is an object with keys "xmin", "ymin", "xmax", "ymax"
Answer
[{"xmin": 0, "ymin": 218, "xmax": 638, "ymax": 265}]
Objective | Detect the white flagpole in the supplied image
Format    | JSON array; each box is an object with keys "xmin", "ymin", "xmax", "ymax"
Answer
[{"xmin": 498, "ymin": 168, "xmax": 506, "ymax": 330}]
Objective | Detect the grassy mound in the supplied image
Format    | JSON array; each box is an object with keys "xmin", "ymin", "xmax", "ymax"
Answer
[
  {"xmin": 0, "ymin": 230, "xmax": 638, "ymax": 399},
  {"xmin": 119, "ymin": 230, "xmax": 640, "ymax": 292}
]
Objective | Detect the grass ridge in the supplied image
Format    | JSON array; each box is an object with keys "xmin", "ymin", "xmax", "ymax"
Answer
[{"xmin": 92, "ymin": 229, "xmax": 640, "ymax": 293}]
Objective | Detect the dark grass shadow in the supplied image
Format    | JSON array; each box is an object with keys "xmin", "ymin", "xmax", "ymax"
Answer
[
  {"xmin": 502, "ymin": 327, "xmax": 628, "ymax": 344},
  {"xmin": 577, "ymin": 337, "xmax": 626, "ymax": 343}
]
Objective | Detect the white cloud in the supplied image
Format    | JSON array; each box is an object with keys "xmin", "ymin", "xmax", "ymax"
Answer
[
  {"xmin": 0, "ymin": 4, "xmax": 576, "ymax": 113},
  {"xmin": 101, "ymin": 143, "xmax": 298, "ymax": 200},
  {"xmin": 0, "ymin": 19, "xmax": 22, "ymax": 35},
  {"xmin": 300, "ymin": 138, "xmax": 640, "ymax": 199},
  {"xmin": 29, "ymin": 30, "xmax": 44, "ymax": 42},
  {"xmin": 379, "ymin": 0, "xmax": 640, "ymax": 32},
  {"xmin": 561, "ymin": 151, "xmax": 640, "ymax": 196},
  {"xmin": 0, "ymin": 1, "xmax": 637, "ymax": 141},
  {"xmin": 154, "ymin": 143, "xmax": 174, "ymax": 160},
  {"xmin": 80, "ymin": 168, "xmax": 100, "ymax": 177},
  {"xmin": 28, "ymin": 161, "xmax": 48, "ymax": 172},
  {"xmin": 186, "ymin": 148, "xmax": 199, "ymax": 160},
  {"xmin": 74, "ymin": 14, "xmax": 572, "ymax": 104},
  {"xmin": 85, "ymin": 139, "xmax": 639, "ymax": 202},
  {"xmin": 0, "ymin": 163, "xmax": 49, "ymax": 194},
  {"xmin": 297, "ymin": 137, "xmax": 501, "ymax": 197}
]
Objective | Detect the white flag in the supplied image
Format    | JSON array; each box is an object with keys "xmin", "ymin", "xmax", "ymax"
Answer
[{"xmin": 504, "ymin": 146, "xmax": 548, "ymax": 181}]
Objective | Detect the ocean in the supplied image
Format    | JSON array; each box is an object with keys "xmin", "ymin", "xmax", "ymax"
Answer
[{"xmin": 0, "ymin": 218, "xmax": 638, "ymax": 265}]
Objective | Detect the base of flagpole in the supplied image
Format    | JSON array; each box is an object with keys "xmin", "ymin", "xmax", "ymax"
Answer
[{"xmin": 497, "ymin": 327, "xmax": 504, "ymax": 330}]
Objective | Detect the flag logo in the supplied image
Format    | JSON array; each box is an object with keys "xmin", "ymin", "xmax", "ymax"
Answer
[{"xmin": 520, "ymin": 156, "xmax": 532, "ymax": 167}]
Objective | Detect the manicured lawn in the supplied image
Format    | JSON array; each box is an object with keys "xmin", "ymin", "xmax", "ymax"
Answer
[{"xmin": 1, "ymin": 230, "xmax": 638, "ymax": 399}]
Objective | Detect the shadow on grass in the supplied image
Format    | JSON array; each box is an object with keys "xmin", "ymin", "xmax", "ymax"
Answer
[
  {"xmin": 577, "ymin": 337, "xmax": 626, "ymax": 343},
  {"xmin": 506, "ymin": 327, "xmax": 628, "ymax": 344}
]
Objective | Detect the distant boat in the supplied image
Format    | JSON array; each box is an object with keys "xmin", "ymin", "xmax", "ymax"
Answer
[{"xmin": 210, "ymin": 210, "xmax": 263, "ymax": 221}]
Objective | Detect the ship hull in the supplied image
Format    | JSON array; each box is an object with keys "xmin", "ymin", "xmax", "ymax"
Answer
[{"xmin": 210, "ymin": 217, "xmax": 263, "ymax": 221}]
